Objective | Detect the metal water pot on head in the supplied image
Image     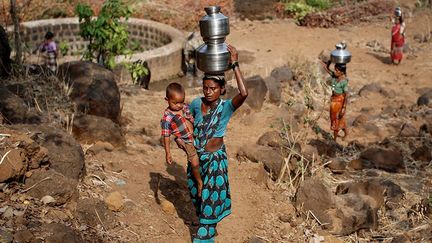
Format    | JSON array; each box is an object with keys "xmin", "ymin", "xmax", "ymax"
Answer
[
  {"xmin": 196, "ymin": 6, "xmax": 231, "ymax": 74},
  {"xmin": 330, "ymin": 42, "xmax": 352, "ymax": 64}
]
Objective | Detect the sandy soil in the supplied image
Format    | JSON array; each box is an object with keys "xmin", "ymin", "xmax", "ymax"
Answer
[{"xmin": 82, "ymin": 7, "xmax": 432, "ymax": 243}]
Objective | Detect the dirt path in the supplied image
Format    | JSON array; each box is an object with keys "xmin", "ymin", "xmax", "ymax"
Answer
[{"xmin": 90, "ymin": 9, "xmax": 432, "ymax": 242}]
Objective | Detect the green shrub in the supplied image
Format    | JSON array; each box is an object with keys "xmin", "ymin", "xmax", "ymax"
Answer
[
  {"xmin": 75, "ymin": 0, "xmax": 132, "ymax": 69},
  {"xmin": 306, "ymin": 0, "xmax": 331, "ymax": 10},
  {"xmin": 284, "ymin": 2, "xmax": 314, "ymax": 20}
]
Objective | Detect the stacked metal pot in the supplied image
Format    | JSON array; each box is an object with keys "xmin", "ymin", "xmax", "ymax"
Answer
[{"xmin": 196, "ymin": 6, "xmax": 231, "ymax": 74}]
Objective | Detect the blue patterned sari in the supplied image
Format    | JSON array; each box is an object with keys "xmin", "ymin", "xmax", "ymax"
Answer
[{"xmin": 187, "ymin": 99, "xmax": 231, "ymax": 242}]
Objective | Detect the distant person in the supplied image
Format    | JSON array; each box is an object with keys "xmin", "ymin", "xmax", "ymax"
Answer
[
  {"xmin": 390, "ymin": 7, "xmax": 406, "ymax": 65},
  {"xmin": 161, "ymin": 82, "xmax": 203, "ymax": 197},
  {"xmin": 320, "ymin": 60, "xmax": 349, "ymax": 141},
  {"xmin": 39, "ymin": 31, "xmax": 58, "ymax": 73}
]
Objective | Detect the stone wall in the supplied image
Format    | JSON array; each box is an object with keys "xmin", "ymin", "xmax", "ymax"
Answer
[{"xmin": 10, "ymin": 18, "xmax": 184, "ymax": 81}]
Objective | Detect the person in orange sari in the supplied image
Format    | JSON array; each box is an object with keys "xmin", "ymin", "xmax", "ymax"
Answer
[
  {"xmin": 321, "ymin": 61, "xmax": 349, "ymax": 141},
  {"xmin": 391, "ymin": 7, "xmax": 405, "ymax": 65}
]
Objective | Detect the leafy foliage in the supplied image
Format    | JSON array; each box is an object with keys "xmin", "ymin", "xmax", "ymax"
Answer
[
  {"xmin": 284, "ymin": 2, "xmax": 314, "ymax": 21},
  {"xmin": 59, "ymin": 41, "xmax": 69, "ymax": 56},
  {"xmin": 75, "ymin": 0, "xmax": 132, "ymax": 69},
  {"xmin": 305, "ymin": 0, "xmax": 331, "ymax": 10},
  {"xmin": 282, "ymin": 0, "xmax": 332, "ymax": 21},
  {"xmin": 125, "ymin": 61, "xmax": 149, "ymax": 85}
]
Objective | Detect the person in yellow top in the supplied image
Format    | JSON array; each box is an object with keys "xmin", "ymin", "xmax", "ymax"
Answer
[{"xmin": 321, "ymin": 60, "xmax": 349, "ymax": 141}]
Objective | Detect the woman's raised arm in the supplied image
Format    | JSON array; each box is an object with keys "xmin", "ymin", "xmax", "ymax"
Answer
[{"xmin": 227, "ymin": 44, "xmax": 248, "ymax": 109}]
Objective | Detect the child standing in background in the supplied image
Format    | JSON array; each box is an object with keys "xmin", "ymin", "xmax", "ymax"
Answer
[{"xmin": 39, "ymin": 31, "xmax": 58, "ymax": 73}]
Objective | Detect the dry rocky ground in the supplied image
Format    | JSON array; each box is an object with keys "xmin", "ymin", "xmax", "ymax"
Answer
[{"xmin": 1, "ymin": 0, "xmax": 432, "ymax": 242}]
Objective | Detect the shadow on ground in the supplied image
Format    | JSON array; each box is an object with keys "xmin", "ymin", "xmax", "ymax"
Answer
[
  {"xmin": 367, "ymin": 52, "xmax": 392, "ymax": 64},
  {"xmin": 149, "ymin": 162, "xmax": 197, "ymax": 239}
]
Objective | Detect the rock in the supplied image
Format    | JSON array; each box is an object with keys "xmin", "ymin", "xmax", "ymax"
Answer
[
  {"xmin": 13, "ymin": 229, "xmax": 34, "ymax": 243},
  {"xmin": 3, "ymin": 207, "xmax": 14, "ymax": 218},
  {"xmin": 270, "ymin": 65, "xmax": 294, "ymax": 83},
  {"xmin": 411, "ymin": 145, "xmax": 432, "ymax": 163},
  {"xmin": 0, "ymin": 26, "xmax": 11, "ymax": 78},
  {"xmin": 0, "ymin": 229, "xmax": 13, "ymax": 243},
  {"xmin": 105, "ymin": 191, "xmax": 124, "ymax": 212},
  {"xmin": 324, "ymin": 235, "xmax": 344, "ymax": 243},
  {"xmin": 87, "ymin": 141, "xmax": 115, "ymax": 155},
  {"xmin": 244, "ymin": 75, "xmax": 268, "ymax": 110},
  {"xmin": 417, "ymin": 90, "xmax": 432, "ymax": 106},
  {"xmin": 0, "ymin": 85, "xmax": 43, "ymax": 124},
  {"xmin": 237, "ymin": 144, "xmax": 284, "ymax": 177},
  {"xmin": 352, "ymin": 114, "xmax": 368, "ymax": 127},
  {"xmin": 12, "ymin": 125, "xmax": 85, "ymax": 180},
  {"xmin": 41, "ymin": 195, "xmax": 57, "ymax": 205},
  {"xmin": 295, "ymin": 179, "xmax": 334, "ymax": 226},
  {"xmin": 358, "ymin": 83, "xmax": 389, "ymax": 97},
  {"xmin": 398, "ymin": 123, "xmax": 417, "ymax": 137},
  {"xmin": 359, "ymin": 148, "xmax": 405, "ymax": 173},
  {"xmin": 255, "ymin": 164, "xmax": 268, "ymax": 186},
  {"xmin": 264, "ymin": 76, "xmax": 281, "ymax": 104},
  {"xmin": 309, "ymin": 139, "xmax": 342, "ymax": 158},
  {"xmin": 0, "ymin": 148, "xmax": 27, "ymax": 182},
  {"xmin": 391, "ymin": 235, "xmax": 411, "ymax": 243},
  {"xmin": 326, "ymin": 193, "xmax": 377, "ymax": 235},
  {"xmin": 42, "ymin": 223, "xmax": 84, "ymax": 243},
  {"xmin": 336, "ymin": 180, "xmax": 386, "ymax": 209},
  {"xmin": 29, "ymin": 146, "xmax": 49, "ymax": 169},
  {"xmin": 24, "ymin": 170, "xmax": 77, "ymax": 205},
  {"xmin": 160, "ymin": 199, "xmax": 176, "ymax": 215},
  {"xmin": 257, "ymin": 131, "xmax": 285, "ymax": 147},
  {"xmin": 326, "ymin": 158, "xmax": 346, "ymax": 173},
  {"xmin": 347, "ymin": 159, "xmax": 365, "ymax": 170},
  {"xmin": 104, "ymin": 161, "xmax": 123, "ymax": 173},
  {"xmin": 75, "ymin": 198, "xmax": 116, "ymax": 229},
  {"xmin": 57, "ymin": 61, "xmax": 121, "ymax": 123},
  {"xmin": 72, "ymin": 114, "xmax": 125, "ymax": 147},
  {"xmin": 296, "ymin": 178, "xmax": 379, "ymax": 235},
  {"xmin": 249, "ymin": 236, "xmax": 266, "ymax": 243}
]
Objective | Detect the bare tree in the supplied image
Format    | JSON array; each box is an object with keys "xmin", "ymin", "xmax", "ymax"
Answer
[{"xmin": 9, "ymin": 0, "xmax": 21, "ymax": 65}]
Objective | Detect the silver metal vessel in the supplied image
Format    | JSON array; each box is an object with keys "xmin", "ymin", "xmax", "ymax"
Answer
[
  {"xmin": 196, "ymin": 6, "xmax": 231, "ymax": 74},
  {"xmin": 330, "ymin": 42, "xmax": 352, "ymax": 64}
]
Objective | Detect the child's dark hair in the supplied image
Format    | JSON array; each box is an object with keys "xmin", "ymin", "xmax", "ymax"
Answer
[
  {"xmin": 335, "ymin": 63, "xmax": 347, "ymax": 75},
  {"xmin": 45, "ymin": 31, "xmax": 54, "ymax": 40},
  {"xmin": 203, "ymin": 74, "xmax": 226, "ymax": 95},
  {"xmin": 166, "ymin": 82, "xmax": 184, "ymax": 98}
]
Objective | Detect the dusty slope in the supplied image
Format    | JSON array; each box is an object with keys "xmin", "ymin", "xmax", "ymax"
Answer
[{"xmin": 82, "ymin": 8, "xmax": 432, "ymax": 242}]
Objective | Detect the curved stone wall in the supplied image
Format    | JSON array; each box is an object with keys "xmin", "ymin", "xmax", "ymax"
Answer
[{"xmin": 14, "ymin": 18, "xmax": 184, "ymax": 81}]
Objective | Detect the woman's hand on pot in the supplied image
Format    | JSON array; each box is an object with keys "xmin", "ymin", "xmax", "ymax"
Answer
[{"xmin": 227, "ymin": 44, "xmax": 238, "ymax": 63}]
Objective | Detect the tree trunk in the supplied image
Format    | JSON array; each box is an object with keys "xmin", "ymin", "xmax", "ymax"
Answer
[
  {"xmin": 0, "ymin": 25, "xmax": 11, "ymax": 78},
  {"xmin": 9, "ymin": 0, "xmax": 21, "ymax": 65}
]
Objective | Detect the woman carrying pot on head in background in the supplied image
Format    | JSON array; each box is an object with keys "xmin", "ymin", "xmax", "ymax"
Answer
[
  {"xmin": 390, "ymin": 7, "xmax": 406, "ymax": 65},
  {"xmin": 176, "ymin": 44, "xmax": 247, "ymax": 242},
  {"xmin": 320, "ymin": 60, "xmax": 349, "ymax": 141}
]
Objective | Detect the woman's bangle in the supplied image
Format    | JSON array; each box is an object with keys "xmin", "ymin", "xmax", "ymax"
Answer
[{"xmin": 231, "ymin": 61, "xmax": 239, "ymax": 70}]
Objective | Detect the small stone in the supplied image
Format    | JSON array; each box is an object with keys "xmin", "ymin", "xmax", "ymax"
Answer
[
  {"xmin": 41, "ymin": 195, "xmax": 57, "ymax": 205},
  {"xmin": 87, "ymin": 141, "xmax": 115, "ymax": 155},
  {"xmin": 105, "ymin": 191, "xmax": 124, "ymax": 212},
  {"xmin": 324, "ymin": 235, "xmax": 344, "ymax": 243},
  {"xmin": 13, "ymin": 229, "xmax": 34, "ymax": 243},
  {"xmin": 279, "ymin": 214, "xmax": 292, "ymax": 223},
  {"xmin": 0, "ymin": 229, "xmax": 13, "ymax": 243},
  {"xmin": 13, "ymin": 210, "xmax": 25, "ymax": 216},
  {"xmin": 249, "ymin": 236, "xmax": 265, "ymax": 243},
  {"xmin": 25, "ymin": 171, "xmax": 33, "ymax": 178},
  {"xmin": 3, "ymin": 207, "xmax": 14, "ymax": 218},
  {"xmin": 160, "ymin": 199, "xmax": 175, "ymax": 215},
  {"xmin": 115, "ymin": 179, "xmax": 126, "ymax": 186}
]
